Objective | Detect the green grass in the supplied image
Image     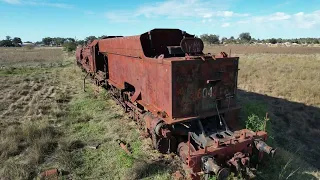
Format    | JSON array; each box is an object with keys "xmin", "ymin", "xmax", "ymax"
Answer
[{"xmin": 52, "ymin": 74, "xmax": 173, "ymax": 179}]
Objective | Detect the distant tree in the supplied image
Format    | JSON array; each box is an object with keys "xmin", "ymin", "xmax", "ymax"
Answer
[
  {"xmin": 291, "ymin": 39, "xmax": 299, "ymax": 44},
  {"xmin": 12, "ymin": 37, "xmax": 22, "ymax": 47},
  {"xmin": 42, "ymin": 37, "xmax": 52, "ymax": 46},
  {"xmin": 239, "ymin": 32, "xmax": 251, "ymax": 42},
  {"xmin": 269, "ymin": 38, "xmax": 277, "ymax": 44},
  {"xmin": 85, "ymin": 36, "xmax": 97, "ymax": 44},
  {"xmin": 5, "ymin": 36, "xmax": 11, "ymax": 41},
  {"xmin": 66, "ymin": 38, "xmax": 75, "ymax": 43},
  {"xmin": 0, "ymin": 40, "xmax": 14, "ymax": 47},
  {"xmin": 221, "ymin": 37, "xmax": 227, "ymax": 44},
  {"xmin": 200, "ymin": 34, "xmax": 209, "ymax": 43},
  {"xmin": 224, "ymin": 36, "xmax": 236, "ymax": 44},
  {"xmin": 200, "ymin": 34, "xmax": 220, "ymax": 44},
  {"xmin": 24, "ymin": 41, "xmax": 33, "ymax": 43},
  {"xmin": 76, "ymin": 40, "xmax": 85, "ymax": 46},
  {"xmin": 53, "ymin": 37, "xmax": 66, "ymax": 46},
  {"xmin": 314, "ymin": 39, "xmax": 319, "ymax": 44},
  {"xmin": 34, "ymin": 41, "xmax": 43, "ymax": 45}
]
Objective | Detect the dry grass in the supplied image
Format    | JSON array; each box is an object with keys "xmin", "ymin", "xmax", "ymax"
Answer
[
  {"xmin": 206, "ymin": 45, "xmax": 320, "ymax": 179},
  {"xmin": 1, "ymin": 46, "xmax": 319, "ymax": 180},
  {"xmin": 238, "ymin": 53, "xmax": 320, "ymax": 106},
  {"xmin": 0, "ymin": 47, "xmax": 71, "ymax": 179},
  {"xmin": 205, "ymin": 44, "xmax": 320, "ymax": 54},
  {"xmin": 0, "ymin": 47, "xmax": 64, "ymax": 67}
]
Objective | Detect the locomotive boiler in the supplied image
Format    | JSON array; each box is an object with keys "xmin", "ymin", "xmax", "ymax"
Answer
[{"xmin": 75, "ymin": 29, "xmax": 275, "ymax": 180}]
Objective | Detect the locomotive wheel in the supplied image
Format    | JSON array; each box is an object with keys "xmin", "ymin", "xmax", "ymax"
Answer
[
  {"xmin": 177, "ymin": 142, "xmax": 196, "ymax": 164},
  {"xmin": 152, "ymin": 132, "xmax": 177, "ymax": 154}
]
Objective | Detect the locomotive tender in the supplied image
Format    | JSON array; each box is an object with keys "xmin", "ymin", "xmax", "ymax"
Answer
[{"xmin": 76, "ymin": 29, "xmax": 275, "ymax": 180}]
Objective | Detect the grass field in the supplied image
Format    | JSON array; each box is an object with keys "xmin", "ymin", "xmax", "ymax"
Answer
[
  {"xmin": 0, "ymin": 46, "xmax": 319, "ymax": 179},
  {"xmin": 0, "ymin": 47, "xmax": 178, "ymax": 180},
  {"xmin": 206, "ymin": 45, "xmax": 320, "ymax": 179}
]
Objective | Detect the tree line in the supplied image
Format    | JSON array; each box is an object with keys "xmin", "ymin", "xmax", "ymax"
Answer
[
  {"xmin": 0, "ymin": 36, "xmax": 23, "ymax": 47},
  {"xmin": 1, "ymin": 33, "xmax": 320, "ymax": 50},
  {"xmin": 0, "ymin": 35, "xmax": 104, "ymax": 51},
  {"xmin": 0, "ymin": 35, "xmax": 103, "ymax": 46},
  {"xmin": 200, "ymin": 32, "xmax": 320, "ymax": 45},
  {"xmin": 40, "ymin": 36, "xmax": 107, "ymax": 46}
]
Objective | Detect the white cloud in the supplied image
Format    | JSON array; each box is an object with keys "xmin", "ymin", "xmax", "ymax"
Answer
[
  {"xmin": 105, "ymin": 0, "xmax": 247, "ymax": 22},
  {"xmin": 221, "ymin": 11, "xmax": 233, "ymax": 17},
  {"xmin": 203, "ymin": 13, "xmax": 212, "ymax": 18},
  {"xmin": 221, "ymin": 22, "xmax": 231, "ymax": 27},
  {"xmin": 295, "ymin": 12, "xmax": 304, "ymax": 17},
  {"xmin": 236, "ymin": 10, "xmax": 320, "ymax": 30},
  {"xmin": 102, "ymin": 0, "xmax": 320, "ymax": 36},
  {"xmin": 268, "ymin": 12, "xmax": 291, "ymax": 21},
  {"xmin": 293, "ymin": 11, "xmax": 320, "ymax": 29},
  {"xmin": 1, "ymin": 0, "xmax": 73, "ymax": 9}
]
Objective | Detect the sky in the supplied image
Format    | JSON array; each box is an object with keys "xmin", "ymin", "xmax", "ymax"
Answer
[{"xmin": 1, "ymin": 0, "xmax": 320, "ymax": 42}]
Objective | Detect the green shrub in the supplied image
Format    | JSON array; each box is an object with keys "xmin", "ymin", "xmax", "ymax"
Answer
[
  {"xmin": 243, "ymin": 102, "xmax": 268, "ymax": 132},
  {"xmin": 246, "ymin": 114, "xmax": 267, "ymax": 132},
  {"xmin": 63, "ymin": 42, "xmax": 77, "ymax": 52}
]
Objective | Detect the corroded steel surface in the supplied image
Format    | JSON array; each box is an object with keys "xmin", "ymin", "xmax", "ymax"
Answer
[
  {"xmin": 171, "ymin": 58, "xmax": 238, "ymax": 119},
  {"xmin": 95, "ymin": 30, "xmax": 239, "ymax": 125},
  {"xmin": 75, "ymin": 28, "xmax": 275, "ymax": 180}
]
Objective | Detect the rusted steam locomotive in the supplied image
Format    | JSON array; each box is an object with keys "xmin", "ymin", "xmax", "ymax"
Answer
[{"xmin": 75, "ymin": 29, "xmax": 275, "ymax": 180}]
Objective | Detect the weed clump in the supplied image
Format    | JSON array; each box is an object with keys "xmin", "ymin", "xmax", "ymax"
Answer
[
  {"xmin": 246, "ymin": 114, "xmax": 267, "ymax": 132},
  {"xmin": 243, "ymin": 101, "xmax": 268, "ymax": 132}
]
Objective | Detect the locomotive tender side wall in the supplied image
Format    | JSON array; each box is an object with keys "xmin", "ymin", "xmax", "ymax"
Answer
[
  {"xmin": 107, "ymin": 54, "xmax": 173, "ymax": 118},
  {"xmin": 99, "ymin": 35, "xmax": 173, "ymax": 118}
]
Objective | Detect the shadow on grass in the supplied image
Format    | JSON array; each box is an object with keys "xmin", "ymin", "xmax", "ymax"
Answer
[
  {"xmin": 127, "ymin": 158, "xmax": 178, "ymax": 180},
  {"xmin": 238, "ymin": 89, "xmax": 320, "ymax": 179}
]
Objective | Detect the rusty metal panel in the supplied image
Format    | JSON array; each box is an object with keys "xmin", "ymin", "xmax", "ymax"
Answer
[
  {"xmin": 142, "ymin": 61, "xmax": 172, "ymax": 116},
  {"xmin": 171, "ymin": 58, "xmax": 239, "ymax": 119},
  {"xmin": 98, "ymin": 36, "xmax": 144, "ymax": 58},
  {"xmin": 107, "ymin": 52, "xmax": 172, "ymax": 116}
]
